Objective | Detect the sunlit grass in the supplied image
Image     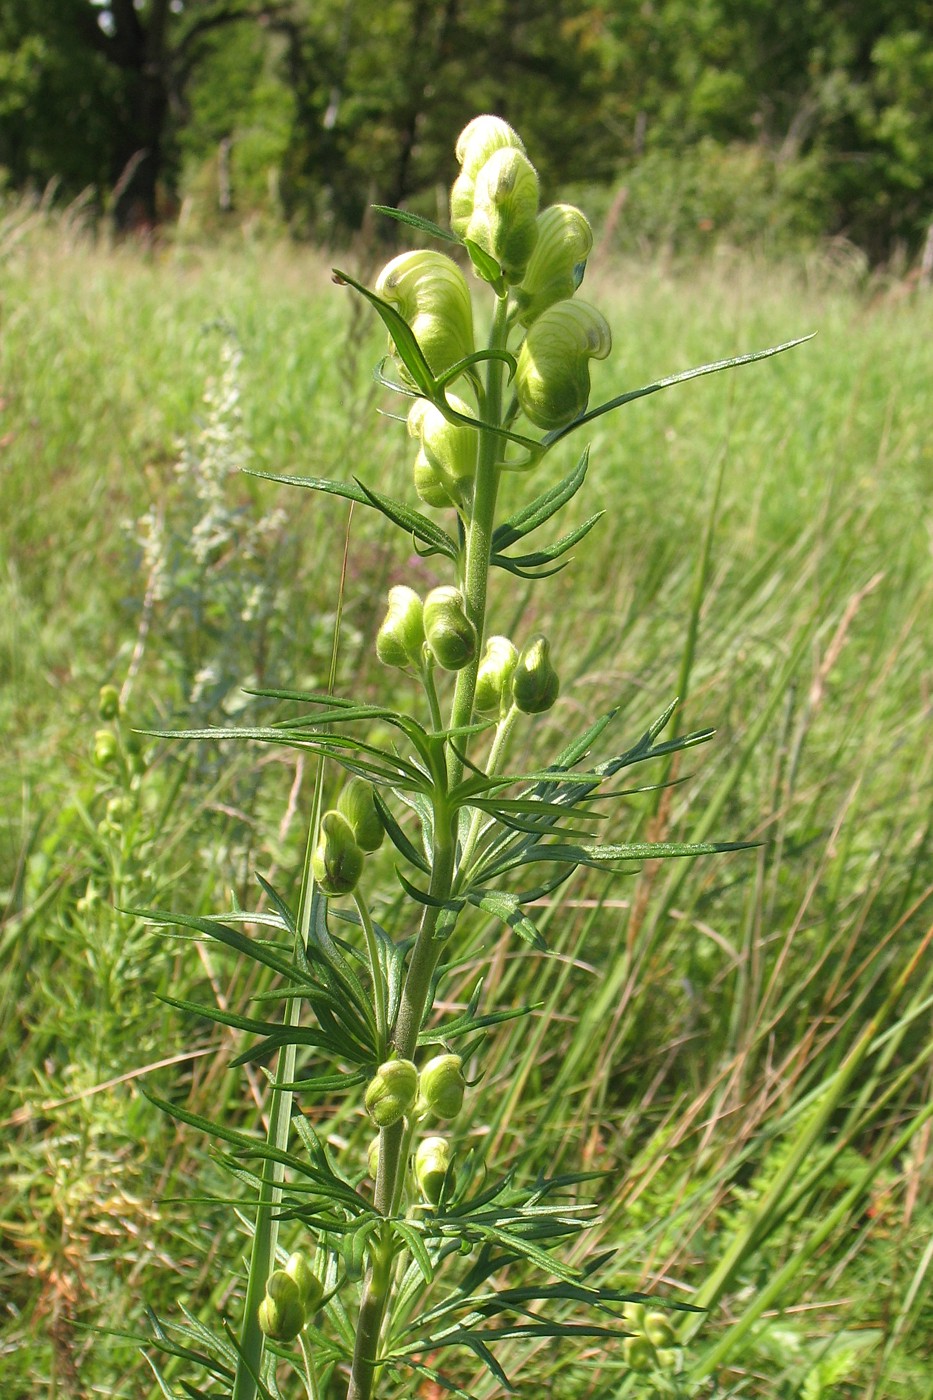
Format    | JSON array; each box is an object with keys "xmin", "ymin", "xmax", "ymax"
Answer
[{"xmin": 1, "ymin": 212, "xmax": 930, "ymax": 1396}]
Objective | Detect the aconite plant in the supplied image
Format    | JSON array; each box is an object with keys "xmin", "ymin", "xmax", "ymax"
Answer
[{"xmin": 143, "ymin": 116, "xmax": 807, "ymax": 1399}]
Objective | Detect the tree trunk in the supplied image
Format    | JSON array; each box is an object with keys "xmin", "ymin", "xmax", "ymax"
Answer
[{"xmin": 109, "ymin": 0, "xmax": 172, "ymax": 230}]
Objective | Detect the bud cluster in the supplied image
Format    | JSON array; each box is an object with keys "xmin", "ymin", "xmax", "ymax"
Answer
[
  {"xmin": 366, "ymin": 1052, "xmax": 467, "ymax": 1210},
  {"xmin": 312, "ymin": 778, "xmax": 384, "ymax": 897},
  {"xmin": 376, "ymin": 584, "xmax": 477, "ymax": 675},
  {"xmin": 621, "ymin": 1302, "xmax": 683, "ymax": 1375},
  {"xmin": 258, "ymin": 1252, "xmax": 323, "ymax": 1343},
  {"xmin": 474, "ymin": 632, "xmax": 560, "ymax": 717}
]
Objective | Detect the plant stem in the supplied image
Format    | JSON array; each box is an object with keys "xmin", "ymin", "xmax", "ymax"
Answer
[{"xmin": 345, "ymin": 290, "xmax": 511, "ymax": 1400}]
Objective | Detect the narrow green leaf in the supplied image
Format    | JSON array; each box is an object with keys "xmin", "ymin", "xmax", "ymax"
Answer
[
  {"xmin": 542, "ymin": 334, "xmax": 815, "ymax": 446},
  {"xmin": 463, "ymin": 239, "xmax": 505, "ymax": 289},
  {"xmin": 417, "ymin": 1002, "xmax": 537, "ymax": 1046},
  {"xmin": 245, "ymin": 467, "xmax": 369, "ymax": 506},
  {"xmin": 395, "ymin": 868, "xmax": 464, "ymax": 913},
  {"xmin": 371, "ymin": 205, "xmax": 459, "ymax": 243},
  {"xmin": 374, "ymin": 791, "xmax": 431, "ymax": 873},
  {"xmin": 333, "ymin": 267, "xmax": 438, "ymax": 396},
  {"xmin": 391, "ymin": 1220, "xmax": 435, "ymax": 1284},
  {"xmin": 493, "ymin": 448, "xmax": 590, "ymax": 549},
  {"xmin": 254, "ymin": 873, "xmax": 296, "ymax": 933},
  {"xmin": 493, "ymin": 512, "xmax": 604, "ymax": 572},
  {"xmin": 354, "ymin": 477, "xmax": 458, "ymax": 557},
  {"xmin": 272, "ymin": 1069, "xmax": 368, "ymax": 1093},
  {"xmin": 136, "ymin": 908, "xmax": 299, "ymax": 981},
  {"xmin": 467, "ymin": 889, "xmax": 546, "ymax": 948}
]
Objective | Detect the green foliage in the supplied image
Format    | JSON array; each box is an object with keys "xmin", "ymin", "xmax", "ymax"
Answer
[
  {"xmin": 3, "ymin": 1, "xmax": 933, "ymax": 259},
  {"xmin": 1, "ymin": 204, "xmax": 931, "ymax": 1397}
]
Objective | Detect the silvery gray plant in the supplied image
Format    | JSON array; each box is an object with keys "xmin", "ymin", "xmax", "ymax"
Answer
[{"xmin": 142, "ymin": 115, "xmax": 806, "ymax": 1400}]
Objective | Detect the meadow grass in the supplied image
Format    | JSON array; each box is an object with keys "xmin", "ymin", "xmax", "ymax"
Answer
[{"xmin": 0, "ymin": 211, "xmax": 930, "ymax": 1397}]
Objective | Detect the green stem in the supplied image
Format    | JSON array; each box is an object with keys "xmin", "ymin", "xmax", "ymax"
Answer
[
  {"xmin": 345, "ymin": 291, "xmax": 511, "ymax": 1400},
  {"xmin": 422, "ymin": 661, "xmax": 444, "ymax": 732},
  {"xmin": 458, "ymin": 702, "xmax": 520, "ymax": 879},
  {"xmin": 233, "ymin": 806, "xmax": 320, "ymax": 1400}
]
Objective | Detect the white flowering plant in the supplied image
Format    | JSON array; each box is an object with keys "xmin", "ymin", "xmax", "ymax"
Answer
[{"xmin": 141, "ymin": 116, "xmax": 806, "ymax": 1400}]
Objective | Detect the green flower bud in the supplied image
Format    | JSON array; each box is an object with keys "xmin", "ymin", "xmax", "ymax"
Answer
[
  {"xmin": 375, "ymin": 251, "xmax": 474, "ymax": 379},
  {"xmin": 365, "ymin": 1058, "xmax": 418, "ymax": 1128},
  {"xmin": 258, "ymin": 1269, "xmax": 305, "ymax": 1342},
  {"xmin": 413, "ymin": 451, "xmax": 455, "ymax": 509},
  {"xmin": 423, "ymin": 586, "xmax": 477, "ymax": 672},
  {"xmin": 367, "ymin": 1136, "xmax": 381, "ymax": 1179},
  {"xmin": 408, "ymin": 395, "xmax": 478, "ymax": 511},
  {"xmin": 93, "ymin": 729, "xmax": 119, "ymax": 767},
  {"xmin": 414, "ymin": 1135, "xmax": 451, "ymax": 1206},
  {"xmin": 464, "ymin": 147, "xmax": 540, "ymax": 283},
  {"xmin": 98, "ymin": 684, "xmax": 121, "ymax": 721},
  {"xmin": 337, "ymin": 777, "xmax": 384, "ymax": 853},
  {"xmin": 312, "ymin": 810, "xmax": 364, "ymax": 896},
  {"xmin": 512, "ymin": 635, "xmax": 559, "ymax": 714},
  {"xmin": 515, "ymin": 299, "xmax": 611, "ymax": 431},
  {"xmin": 418, "ymin": 1053, "xmax": 466, "ymax": 1119},
  {"xmin": 105, "ymin": 796, "xmax": 131, "ymax": 828},
  {"xmin": 376, "ymin": 585, "xmax": 425, "ymax": 671},
  {"xmin": 656, "ymin": 1347, "xmax": 683, "ymax": 1374},
  {"xmin": 286, "ymin": 1252, "xmax": 324, "ymax": 1314},
  {"xmin": 474, "ymin": 635, "xmax": 518, "ymax": 716},
  {"xmin": 623, "ymin": 1335, "xmax": 656, "ymax": 1372},
  {"xmin": 643, "ymin": 1311, "xmax": 677, "ymax": 1349},
  {"xmin": 621, "ymin": 1301, "xmax": 646, "ymax": 1331},
  {"xmin": 456, "ymin": 115, "xmax": 526, "ymax": 180},
  {"xmin": 514, "ymin": 204, "xmax": 594, "ymax": 326},
  {"xmin": 451, "ymin": 115, "xmax": 526, "ymax": 236}
]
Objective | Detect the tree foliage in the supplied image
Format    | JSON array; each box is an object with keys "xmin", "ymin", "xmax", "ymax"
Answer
[{"xmin": 2, "ymin": 0, "xmax": 932, "ymax": 257}]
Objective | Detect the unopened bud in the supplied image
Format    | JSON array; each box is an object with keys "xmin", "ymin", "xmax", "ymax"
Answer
[
  {"xmin": 623, "ymin": 1335, "xmax": 656, "ymax": 1373},
  {"xmin": 408, "ymin": 396, "xmax": 478, "ymax": 511},
  {"xmin": 423, "ymin": 586, "xmax": 476, "ymax": 672},
  {"xmin": 98, "ymin": 685, "xmax": 120, "ymax": 721},
  {"xmin": 376, "ymin": 585, "xmax": 425, "ymax": 671},
  {"xmin": 375, "ymin": 251, "xmax": 474, "ymax": 380},
  {"xmin": 93, "ymin": 729, "xmax": 119, "ymax": 767},
  {"xmin": 656, "ymin": 1347, "xmax": 683, "ymax": 1374},
  {"xmin": 365, "ymin": 1059, "xmax": 418, "ymax": 1128},
  {"xmin": 258, "ymin": 1269, "xmax": 305, "ymax": 1342},
  {"xmin": 285, "ymin": 1252, "xmax": 323, "ymax": 1314},
  {"xmin": 474, "ymin": 635, "xmax": 518, "ymax": 716},
  {"xmin": 415, "ymin": 1135, "xmax": 451, "ymax": 1205},
  {"xmin": 367, "ymin": 1136, "xmax": 381, "ymax": 1179},
  {"xmin": 515, "ymin": 299, "xmax": 611, "ymax": 431},
  {"xmin": 621, "ymin": 1301, "xmax": 646, "ymax": 1331},
  {"xmin": 455, "ymin": 116, "xmax": 526, "ymax": 181},
  {"xmin": 451, "ymin": 116, "xmax": 526, "ymax": 237},
  {"xmin": 514, "ymin": 204, "xmax": 594, "ymax": 326},
  {"xmin": 512, "ymin": 635, "xmax": 559, "ymax": 714},
  {"xmin": 418, "ymin": 1053, "xmax": 465, "ymax": 1119},
  {"xmin": 643, "ymin": 1311, "xmax": 676, "ymax": 1349},
  {"xmin": 312, "ymin": 810, "xmax": 364, "ymax": 896},
  {"xmin": 462, "ymin": 147, "xmax": 539, "ymax": 283},
  {"xmin": 337, "ymin": 778, "xmax": 384, "ymax": 853}
]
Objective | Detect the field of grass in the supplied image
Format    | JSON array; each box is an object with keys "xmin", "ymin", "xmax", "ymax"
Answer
[{"xmin": 1, "ymin": 202, "xmax": 930, "ymax": 1399}]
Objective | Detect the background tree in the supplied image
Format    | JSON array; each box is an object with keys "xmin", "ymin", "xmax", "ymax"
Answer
[{"xmin": 2, "ymin": 0, "xmax": 932, "ymax": 258}]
